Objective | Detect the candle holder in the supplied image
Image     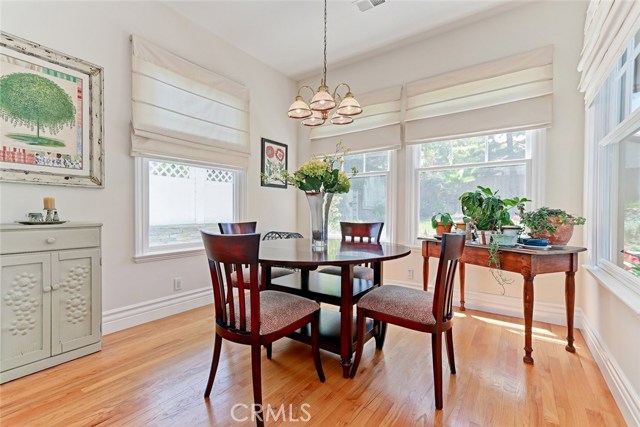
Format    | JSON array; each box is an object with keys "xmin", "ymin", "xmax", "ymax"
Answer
[{"xmin": 45, "ymin": 209, "xmax": 55, "ymax": 222}]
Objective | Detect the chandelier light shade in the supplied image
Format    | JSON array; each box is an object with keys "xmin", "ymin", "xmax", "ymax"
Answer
[
  {"xmin": 288, "ymin": 0, "xmax": 363, "ymax": 127},
  {"xmin": 288, "ymin": 95, "xmax": 313, "ymax": 119}
]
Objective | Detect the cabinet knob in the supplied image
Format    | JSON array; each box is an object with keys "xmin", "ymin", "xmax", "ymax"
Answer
[
  {"xmin": 46, "ymin": 237, "xmax": 56, "ymax": 244},
  {"xmin": 51, "ymin": 283, "xmax": 60, "ymax": 290},
  {"xmin": 43, "ymin": 286, "xmax": 52, "ymax": 292}
]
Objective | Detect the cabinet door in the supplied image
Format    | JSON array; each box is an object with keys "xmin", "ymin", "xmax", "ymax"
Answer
[
  {"xmin": 0, "ymin": 253, "xmax": 51, "ymax": 371},
  {"xmin": 51, "ymin": 248, "xmax": 101, "ymax": 355}
]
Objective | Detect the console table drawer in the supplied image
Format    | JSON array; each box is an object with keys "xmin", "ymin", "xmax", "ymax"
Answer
[{"xmin": 0, "ymin": 228, "xmax": 100, "ymax": 254}]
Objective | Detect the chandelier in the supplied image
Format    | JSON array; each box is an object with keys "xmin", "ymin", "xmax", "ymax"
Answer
[{"xmin": 287, "ymin": 0, "xmax": 363, "ymax": 126}]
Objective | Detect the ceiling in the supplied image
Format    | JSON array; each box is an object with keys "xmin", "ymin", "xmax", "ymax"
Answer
[{"xmin": 164, "ymin": 0, "xmax": 518, "ymax": 81}]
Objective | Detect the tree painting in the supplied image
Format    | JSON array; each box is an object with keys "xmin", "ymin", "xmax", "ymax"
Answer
[{"xmin": 0, "ymin": 73, "xmax": 75, "ymax": 147}]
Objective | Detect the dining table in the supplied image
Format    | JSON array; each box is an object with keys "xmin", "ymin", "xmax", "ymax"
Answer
[{"xmin": 259, "ymin": 238, "xmax": 411, "ymax": 378}]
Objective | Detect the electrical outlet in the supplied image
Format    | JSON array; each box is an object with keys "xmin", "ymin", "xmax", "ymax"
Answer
[
  {"xmin": 407, "ymin": 268, "xmax": 414, "ymax": 280},
  {"xmin": 174, "ymin": 277, "xmax": 183, "ymax": 291}
]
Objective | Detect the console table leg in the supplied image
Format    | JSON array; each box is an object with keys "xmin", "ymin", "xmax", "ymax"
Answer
[
  {"xmin": 565, "ymin": 271, "xmax": 576, "ymax": 353},
  {"xmin": 459, "ymin": 262, "xmax": 466, "ymax": 311},
  {"xmin": 523, "ymin": 275, "xmax": 535, "ymax": 364}
]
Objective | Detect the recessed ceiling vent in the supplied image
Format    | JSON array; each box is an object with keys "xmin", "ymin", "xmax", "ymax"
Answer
[{"xmin": 353, "ymin": 0, "xmax": 386, "ymax": 12}]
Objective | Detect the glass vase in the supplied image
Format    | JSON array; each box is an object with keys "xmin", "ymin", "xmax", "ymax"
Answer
[{"xmin": 305, "ymin": 191, "xmax": 334, "ymax": 248}]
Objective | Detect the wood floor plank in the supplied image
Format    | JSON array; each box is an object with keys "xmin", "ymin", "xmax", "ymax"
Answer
[{"xmin": 0, "ymin": 305, "xmax": 626, "ymax": 426}]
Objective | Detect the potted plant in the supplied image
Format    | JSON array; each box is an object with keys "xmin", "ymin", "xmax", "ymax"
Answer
[
  {"xmin": 520, "ymin": 207, "xmax": 586, "ymax": 245},
  {"xmin": 459, "ymin": 186, "xmax": 529, "ymax": 244},
  {"xmin": 431, "ymin": 212, "xmax": 453, "ymax": 236}
]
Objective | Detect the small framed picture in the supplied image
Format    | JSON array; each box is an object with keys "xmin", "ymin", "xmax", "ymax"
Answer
[{"xmin": 261, "ymin": 138, "xmax": 287, "ymax": 188}]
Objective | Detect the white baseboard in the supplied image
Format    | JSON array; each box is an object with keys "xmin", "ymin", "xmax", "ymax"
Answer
[
  {"xmin": 387, "ymin": 280, "xmax": 574, "ymax": 327},
  {"xmin": 579, "ymin": 310, "xmax": 640, "ymax": 427},
  {"xmin": 102, "ymin": 287, "xmax": 212, "ymax": 335}
]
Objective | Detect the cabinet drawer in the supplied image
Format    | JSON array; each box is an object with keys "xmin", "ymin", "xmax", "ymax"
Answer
[{"xmin": 0, "ymin": 228, "xmax": 100, "ymax": 254}]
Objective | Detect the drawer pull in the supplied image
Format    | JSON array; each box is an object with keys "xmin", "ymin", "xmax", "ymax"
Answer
[
  {"xmin": 43, "ymin": 286, "xmax": 52, "ymax": 292},
  {"xmin": 51, "ymin": 283, "xmax": 60, "ymax": 290},
  {"xmin": 46, "ymin": 237, "xmax": 56, "ymax": 244}
]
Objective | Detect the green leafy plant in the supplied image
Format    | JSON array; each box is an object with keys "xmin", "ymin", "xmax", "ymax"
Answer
[
  {"xmin": 262, "ymin": 141, "xmax": 357, "ymax": 194},
  {"xmin": 431, "ymin": 212, "xmax": 453, "ymax": 229},
  {"xmin": 459, "ymin": 186, "xmax": 529, "ymax": 231},
  {"xmin": 520, "ymin": 207, "xmax": 586, "ymax": 235},
  {"xmin": 487, "ymin": 236, "xmax": 513, "ymax": 294}
]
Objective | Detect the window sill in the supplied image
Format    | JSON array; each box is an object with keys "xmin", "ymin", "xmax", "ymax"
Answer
[
  {"xmin": 585, "ymin": 265, "xmax": 640, "ymax": 315},
  {"xmin": 133, "ymin": 248, "xmax": 205, "ymax": 263}
]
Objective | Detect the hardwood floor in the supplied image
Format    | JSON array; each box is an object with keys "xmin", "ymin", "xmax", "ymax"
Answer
[{"xmin": 0, "ymin": 305, "xmax": 625, "ymax": 426}]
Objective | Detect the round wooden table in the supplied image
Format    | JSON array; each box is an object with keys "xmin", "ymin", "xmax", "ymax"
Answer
[{"xmin": 259, "ymin": 238, "xmax": 411, "ymax": 377}]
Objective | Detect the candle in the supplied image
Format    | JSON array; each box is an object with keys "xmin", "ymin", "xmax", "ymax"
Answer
[{"xmin": 43, "ymin": 197, "xmax": 56, "ymax": 210}]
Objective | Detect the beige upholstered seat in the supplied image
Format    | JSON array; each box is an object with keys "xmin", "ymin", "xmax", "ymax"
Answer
[
  {"xmin": 357, "ymin": 285, "xmax": 436, "ymax": 326},
  {"xmin": 228, "ymin": 290, "xmax": 320, "ymax": 335}
]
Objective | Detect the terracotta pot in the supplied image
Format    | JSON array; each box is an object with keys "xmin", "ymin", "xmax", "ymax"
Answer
[
  {"xmin": 435, "ymin": 222, "xmax": 453, "ymax": 236},
  {"xmin": 531, "ymin": 216, "xmax": 574, "ymax": 245}
]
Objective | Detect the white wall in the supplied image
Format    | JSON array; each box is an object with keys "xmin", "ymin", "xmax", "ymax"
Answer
[
  {"xmin": 0, "ymin": 1, "xmax": 299, "ymax": 326},
  {"xmin": 297, "ymin": 0, "xmax": 587, "ymax": 310}
]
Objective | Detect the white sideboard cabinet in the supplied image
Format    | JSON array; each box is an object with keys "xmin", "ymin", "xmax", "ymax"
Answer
[{"xmin": 0, "ymin": 223, "xmax": 102, "ymax": 383}]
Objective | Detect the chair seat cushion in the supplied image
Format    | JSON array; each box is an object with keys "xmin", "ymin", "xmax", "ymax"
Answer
[
  {"xmin": 357, "ymin": 285, "xmax": 436, "ymax": 325},
  {"xmin": 230, "ymin": 266, "xmax": 294, "ymax": 287},
  {"xmin": 319, "ymin": 265, "xmax": 374, "ymax": 281},
  {"xmin": 228, "ymin": 290, "xmax": 319, "ymax": 335}
]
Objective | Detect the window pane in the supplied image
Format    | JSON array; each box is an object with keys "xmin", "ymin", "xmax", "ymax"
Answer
[
  {"xmin": 418, "ymin": 164, "xmax": 526, "ymax": 236},
  {"xmin": 148, "ymin": 161, "xmax": 234, "ymax": 247},
  {"xmin": 487, "ymin": 131, "xmax": 527, "ymax": 161},
  {"xmin": 420, "ymin": 140, "xmax": 451, "ymax": 167},
  {"xmin": 344, "ymin": 153, "xmax": 364, "ymax": 174},
  {"xmin": 364, "ymin": 151, "xmax": 389, "ymax": 172},
  {"xmin": 451, "ymin": 137, "xmax": 485, "ymax": 164},
  {"xmin": 329, "ymin": 174, "xmax": 387, "ymax": 237},
  {"xmin": 632, "ymin": 52, "xmax": 640, "ymax": 114},
  {"xmin": 607, "ymin": 135, "xmax": 640, "ymax": 278}
]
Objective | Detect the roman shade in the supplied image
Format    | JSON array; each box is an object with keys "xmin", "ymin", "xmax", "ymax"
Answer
[
  {"xmin": 405, "ymin": 46, "xmax": 554, "ymax": 144},
  {"xmin": 578, "ymin": 0, "xmax": 640, "ymax": 105},
  {"xmin": 131, "ymin": 36, "xmax": 250, "ymax": 168},
  {"xmin": 309, "ymin": 86, "xmax": 402, "ymax": 154}
]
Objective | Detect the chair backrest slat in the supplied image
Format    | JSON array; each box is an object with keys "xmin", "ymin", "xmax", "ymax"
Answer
[
  {"xmin": 201, "ymin": 231, "xmax": 261, "ymax": 335},
  {"xmin": 219, "ymin": 222, "xmax": 257, "ymax": 235},
  {"xmin": 431, "ymin": 233, "xmax": 465, "ymax": 324},
  {"xmin": 340, "ymin": 222, "xmax": 384, "ymax": 243}
]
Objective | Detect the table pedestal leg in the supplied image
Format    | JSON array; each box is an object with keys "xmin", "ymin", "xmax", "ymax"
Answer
[
  {"xmin": 340, "ymin": 265, "xmax": 354, "ymax": 378},
  {"xmin": 565, "ymin": 271, "xmax": 576, "ymax": 353},
  {"xmin": 523, "ymin": 275, "xmax": 535, "ymax": 364}
]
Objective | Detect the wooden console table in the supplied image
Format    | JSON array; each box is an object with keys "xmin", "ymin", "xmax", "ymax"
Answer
[{"xmin": 422, "ymin": 238, "xmax": 586, "ymax": 364}]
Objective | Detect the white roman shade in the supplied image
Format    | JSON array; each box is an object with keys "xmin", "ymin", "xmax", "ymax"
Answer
[
  {"xmin": 309, "ymin": 86, "xmax": 402, "ymax": 155},
  {"xmin": 405, "ymin": 46, "xmax": 554, "ymax": 144},
  {"xmin": 578, "ymin": 0, "xmax": 640, "ymax": 105},
  {"xmin": 131, "ymin": 36, "xmax": 250, "ymax": 168}
]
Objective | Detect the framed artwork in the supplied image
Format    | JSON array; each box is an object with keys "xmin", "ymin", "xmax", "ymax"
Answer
[
  {"xmin": 0, "ymin": 32, "xmax": 104, "ymax": 187},
  {"xmin": 261, "ymin": 138, "xmax": 287, "ymax": 188}
]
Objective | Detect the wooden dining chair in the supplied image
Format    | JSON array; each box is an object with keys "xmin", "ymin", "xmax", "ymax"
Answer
[
  {"xmin": 201, "ymin": 232, "xmax": 325, "ymax": 427},
  {"xmin": 349, "ymin": 233, "xmax": 465, "ymax": 410},
  {"xmin": 218, "ymin": 222, "xmax": 294, "ymax": 285},
  {"xmin": 319, "ymin": 221, "xmax": 384, "ymax": 281}
]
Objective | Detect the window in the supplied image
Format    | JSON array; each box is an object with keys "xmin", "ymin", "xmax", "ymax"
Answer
[
  {"xmin": 135, "ymin": 158, "xmax": 243, "ymax": 259},
  {"xmin": 589, "ymin": 29, "xmax": 640, "ymax": 283},
  {"xmin": 410, "ymin": 129, "xmax": 542, "ymax": 239},
  {"xmin": 328, "ymin": 150, "xmax": 394, "ymax": 241}
]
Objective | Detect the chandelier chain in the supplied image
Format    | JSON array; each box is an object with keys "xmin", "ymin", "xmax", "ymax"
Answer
[{"xmin": 322, "ymin": 0, "xmax": 327, "ymax": 86}]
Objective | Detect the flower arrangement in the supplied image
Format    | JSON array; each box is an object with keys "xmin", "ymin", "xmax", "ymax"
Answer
[{"xmin": 265, "ymin": 141, "xmax": 357, "ymax": 193}]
